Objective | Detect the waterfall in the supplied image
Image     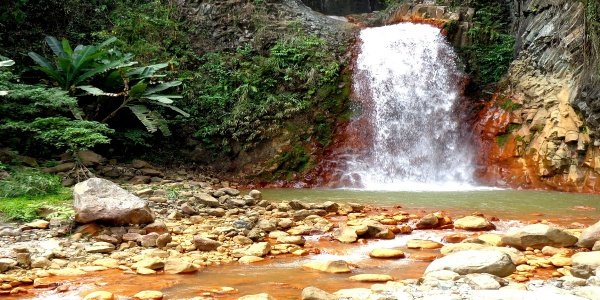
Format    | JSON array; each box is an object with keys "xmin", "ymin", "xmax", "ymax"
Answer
[{"xmin": 336, "ymin": 23, "xmax": 476, "ymax": 191}]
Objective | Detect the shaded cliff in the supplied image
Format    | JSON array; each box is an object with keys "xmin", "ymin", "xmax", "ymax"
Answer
[
  {"xmin": 300, "ymin": 0, "xmax": 384, "ymax": 15},
  {"xmin": 475, "ymin": 0, "xmax": 600, "ymax": 192},
  {"xmin": 172, "ymin": 0, "xmax": 358, "ymax": 180}
]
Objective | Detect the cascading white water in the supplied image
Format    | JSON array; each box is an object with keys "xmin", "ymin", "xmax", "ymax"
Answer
[{"xmin": 341, "ymin": 23, "xmax": 476, "ymax": 191}]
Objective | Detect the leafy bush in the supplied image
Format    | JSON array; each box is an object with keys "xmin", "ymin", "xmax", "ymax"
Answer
[
  {"xmin": 460, "ymin": 2, "xmax": 515, "ymax": 85},
  {"xmin": 0, "ymin": 58, "xmax": 114, "ymax": 155},
  {"xmin": 0, "ymin": 168, "xmax": 62, "ymax": 198},
  {"xmin": 94, "ymin": 0, "xmax": 191, "ymax": 64},
  {"xmin": 0, "ymin": 0, "xmax": 119, "ymax": 62},
  {"xmin": 461, "ymin": 0, "xmax": 515, "ymax": 86},
  {"xmin": 2, "ymin": 117, "xmax": 114, "ymax": 153},
  {"xmin": 584, "ymin": 0, "xmax": 600, "ymax": 76},
  {"xmin": 181, "ymin": 33, "xmax": 343, "ymax": 152},
  {"xmin": 28, "ymin": 36, "xmax": 134, "ymax": 92}
]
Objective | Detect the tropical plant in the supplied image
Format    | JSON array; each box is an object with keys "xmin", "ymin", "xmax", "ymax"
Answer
[
  {"xmin": 28, "ymin": 36, "xmax": 135, "ymax": 93},
  {"xmin": 78, "ymin": 63, "xmax": 190, "ymax": 136},
  {"xmin": 28, "ymin": 36, "xmax": 188, "ymax": 136}
]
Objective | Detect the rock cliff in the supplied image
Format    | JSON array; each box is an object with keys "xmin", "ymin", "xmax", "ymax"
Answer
[
  {"xmin": 300, "ymin": 0, "xmax": 384, "ymax": 15},
  {"xmin": 476, "ymin": 0, "xmax": 600, "ymax": 192}
]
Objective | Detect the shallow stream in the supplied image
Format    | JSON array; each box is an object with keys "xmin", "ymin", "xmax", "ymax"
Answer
[{"xmin": 23, "ymin": 189, "xmax": 600, "ymax": 300}]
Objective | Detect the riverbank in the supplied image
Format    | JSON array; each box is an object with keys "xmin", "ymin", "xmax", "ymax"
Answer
[{"xmin": 1, "ymin": 178, "xmax": 600, "ymax": 299}]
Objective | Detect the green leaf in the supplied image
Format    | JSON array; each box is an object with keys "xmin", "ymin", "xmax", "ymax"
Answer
[
  {"xmin": 72, "ymin": 45, "xmax": 97, "ymax": 70},
  {"xmin": 126, "ymin": 63, "xmax": 168, "ymax": 79},
  {"xmin": 129, "ymin": 81, "xmax": 148, "ymax": 99},
  {"xmin": 128, "ymin": 105, "xmax": 157, "ymax": 133},
  {"xmin": 62, "ymin": 39, "xmax": 73, "ymax": 56},
  {"xmin": 28, "ymin": 52, "xmax": 61, "ymax": 82},
  {"xmin": 143, "ymin": 81, "xmax": 181, "ymax": 95},
  {"xmin": 45, "ymin": 36, "xmax": 67, "ymax": 58},
  {"xmin": 97, "ymin": 37, "xmax": 118, "ymax": 49},
  {"xmin": 150, "ymin": 111, "xmax": 171, "ymax": 136},
  {"xmin": 155, "ymin": 102, "xmax": 190, "ymax": 117},
  {"xmin": 73, "ymin": 60, "xmax": 137, "ymax": 87},
  {"xmin": 0, "ymin": 60, "xmax": 15, "ymax": 67},
  {"xmin": 77, "ymin": 85, "xmax": 119, "ymax": 97},
  {"xmin": 143, "ymin": 95, "xmax": 179, "ymax": 104},
  {"xmin": 28, "ymin": 52, "xmax": 55, "ymax": 73}
]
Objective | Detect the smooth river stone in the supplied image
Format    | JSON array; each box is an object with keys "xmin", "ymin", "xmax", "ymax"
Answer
[
  {"xmin": 348, "ymin": 274, "xmax": 394, "ymax": 282},
  {"xmin": 425, "ymin": 250, "xmax": 516, "ymax": 277},
  {"xmin": 407, "ymin": 239, "xmax": 443, "ymax": 249},
  {"xmin": 238, "ymin": 256, "xmax": 265, "ymax": 264},
  {"xmin": 303, "ymin": 260, "xmax": 351, "ymax": 273},
  {"xmin": 369, "ymin": 248, "xmax": 405, "ymax": 259},
  {"xmin": 453, "ymin": 216, "xmax": 495, "ymax": 231},
  {"xmin": 132, "ymin": 290, "xmax": 163, "ymax": 300}
]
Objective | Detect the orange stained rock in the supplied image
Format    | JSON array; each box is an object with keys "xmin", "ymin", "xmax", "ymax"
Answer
[{"xmin": 474, "ymin": 93, "xmax": 600, "ymax": 193}]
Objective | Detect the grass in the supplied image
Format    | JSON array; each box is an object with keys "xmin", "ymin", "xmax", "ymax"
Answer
[
  {"xmin": 0, "ymin": 168, "xmax": 62, "ymax": 198},
  {"xmin": 0, "ymin": 168, "xmax": 73, "ymax": 222},
  {"xmin": 0, "ymin": 187, "xmax": 73, "ymax": 222}
]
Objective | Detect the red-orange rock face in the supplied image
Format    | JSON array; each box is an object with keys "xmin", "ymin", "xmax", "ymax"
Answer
[{"xmin": 474, "ymin": 93, "xmax": 600, "ymax": 193}]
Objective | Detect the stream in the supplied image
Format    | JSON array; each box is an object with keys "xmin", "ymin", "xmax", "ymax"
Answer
[{"xmin": 24, "ymin": 188, "xmax": 600, "ymax": 300}]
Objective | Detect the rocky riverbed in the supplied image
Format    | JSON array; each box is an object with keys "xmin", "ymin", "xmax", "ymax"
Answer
[{"xmin": 1, "ymin": 177, "xmax": 600, "ymax": 299}]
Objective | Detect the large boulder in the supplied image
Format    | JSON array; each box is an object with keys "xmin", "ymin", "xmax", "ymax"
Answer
[
  {"xmin": 73, "ymin": 178, "xmax": 154, "ymax": 225},
  {"xmin": 578, "ymin": 220, "xmax": 600, "ymax": 248},
  {"xmin": 425, "ymin": 250, "xmax": 516, "ymax": 277},
  {"xmin": 571, "ymin": 252, "xmax": 600, "ymax": 279},
  {"xmin": 501, "ymin": 224, "xmax": 577, "ymax": 250}
]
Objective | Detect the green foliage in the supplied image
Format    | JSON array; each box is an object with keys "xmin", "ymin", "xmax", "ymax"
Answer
[
  {"xmin": 0, "ymin": 168, "xmax": 62, "ymax": 198},
  {"xmin": 94, "ymin": 0, "xmax": 191, "ymax": 64},
  {"xmin": 584, "ymin": 0, "xmax": 600, "ymax": 76},
  {"xmin": 2, "ymin": 117, "xmax": 114, "ymax": 152},
  {"xmin": 181, "ymin": 33, "xmax": 343, "ymax": 152},
  {"xmin": 28, "ymin": 36, "xmax": 188, "ymax": 137},
  {"xmin": 0, "ymin": 67, "xmax": 79, "ymax": 118},
  {"xmin": 113, "ymin": 129, "xmax": 153, "ymax": 149},
  {"xmin": 0, "ymin": 0, "xmax": 118, "ymax": 62},
  {"xmin": 460, "ymin": 1, "xmax": 515, "ymax": 85},
  {"xmin": 0, "ymin": 59, "xmax": 114, "ymax": 155},
  {"xmin": 0, "ymin": 187, "xmax": 72, "ymax": 222},
  {"xmin": 507, "ymin": 123, "xmax": 521, "ymax": 133},
  {"xmin": 80, "ymin": 62, "xmax": 190, "ymax": 136},
  {"xmin": 166, "ymin": 188, "xmax": 179, "ymax": 200},
  {"xmin": 29, "ymin": 36, "xmax": 134, "ymax": 92},
  {"xmin": 270, "ymin": 145, "xmax": 312, "ymax": 179}
]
